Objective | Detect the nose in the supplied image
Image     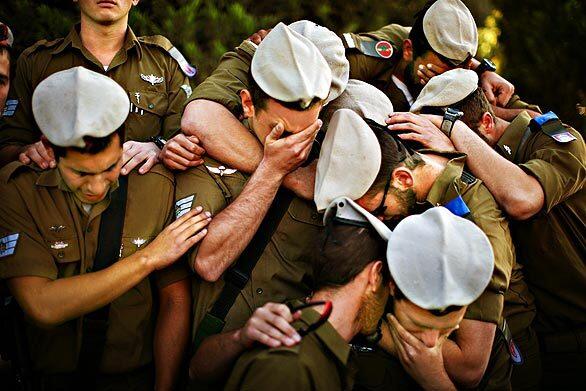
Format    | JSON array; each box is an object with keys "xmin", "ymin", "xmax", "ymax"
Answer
[
  {"xmin": 419, "ymin": 330, "xmax": 440, "ymax": 348},
  {"xmin": 85, "ymin": 175, "xmax": 109, "ymax": 196}
]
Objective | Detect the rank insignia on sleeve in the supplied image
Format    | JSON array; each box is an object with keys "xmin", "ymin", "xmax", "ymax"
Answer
[
  {"xmin": 181, "ymin": 84, "xmax": 192, "ymax": 98},
  {"xmin": 0, "ymin": 233, "xmax": 19, "ymax": 258},
  {"xmin": 175, "ymin": 194, "xmax": 195, "ymax": 218},
  {"xmin": 140, "ymin": 73, "xmax": 164, "ymax": 86},
  {"xmin": 2, "ymin": 99, "xmax": 18, "ymax": 117}
]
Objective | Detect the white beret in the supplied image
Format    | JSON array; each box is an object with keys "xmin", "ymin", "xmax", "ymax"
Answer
[
  {"xmin": 314, "ymin": 109, "xmax": 381, "ymax": 211},
  {"xmin": 423, "ymin": 0, "xmax": 478, "ymax": 64},
  {"xmin": 387, "ymin": 207, "xmax": 494, "ymax": 311},
  {"xmin": 321, "ymin": 79, "xmax": 393, "ymax": 129},
  {"xmin": 251, "ymin": 22, "xmax": 331, "ymax": 108},
  {"xmin": 289, "ymin": 20, "xmax": 349, "ymax": 105},
  {"xmin": 410, "ymin": 68, "xmax": 478, "ymax": 113},
  {"xmin": 32, "ymin": 67, "xmax": 129, "ymax": 148}
]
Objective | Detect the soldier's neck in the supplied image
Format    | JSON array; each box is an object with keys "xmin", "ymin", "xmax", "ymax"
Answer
[
  {"xmin": 494, "ymin": 117, "xmax": 510, "ymax": 141},
  {"xmin": 79, "ymin": 16, "xmax": 128, "ymax": 68},
  {"xmin": 312, "ymin": 290, "xmax": 361, "ymax": 342}
]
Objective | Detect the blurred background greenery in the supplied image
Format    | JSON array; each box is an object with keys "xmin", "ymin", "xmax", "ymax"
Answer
[{"xmin": 1, "ymin": 0, "xmax": 584, "ymax": 129}]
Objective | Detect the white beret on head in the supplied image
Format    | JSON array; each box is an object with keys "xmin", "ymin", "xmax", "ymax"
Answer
[
  {"xmin": 288, "ymin": 20, "xmax": 350, "ymax": 105},
  {"xmin": 410, "ymin": 68, "xmax": 478, "ymax": 113},
  {"xmin": 32, "ymin": 67, "xmax": 129, "ymax": 148},
  {"xmin": 387, "ymin": 207, "xmax": 494, "ymax": 311},
  {"xmin": 251, "ymin": 22, "xmax": 332, "ymax": 108},
  {"xmin": 423, "ymin": 0, "xmax": 478, "ymax": 64},
  {"xmin": 324, "ymin": 196, "xmax": 392, "ymax": 241},
  {"xmin": 314, "ymin": 109, "xmax": 381, "ymax": 211},
  {"xmin": 321, "ymin": 79, "xmax": 394, "ymax": 129}
]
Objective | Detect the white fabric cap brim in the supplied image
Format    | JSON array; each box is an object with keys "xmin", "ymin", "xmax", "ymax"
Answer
[
  {"xmin": 410, "ymin": 68, "xmax": 478, "ymax": 113},
  {"xmin": 423, "ymin": 0, "xmax": 478, "ymax": 63},
  {"xmin": 315, "ymin": 109, "xmax": 381, "ymax": 211},
  {"xmin": 387, "ymin": 207, "xmax": 494, "ymax": 310},
  {"xmin": 324, "ymin": 196, "xmax": 392, "ymax": 240},
  {"xmin": 251, "ymin": 22, "xmax": 331, "ymax": 107},
  {"xmin": 32, "ymin": 67, "xmax": 129, "ymax": 148}
]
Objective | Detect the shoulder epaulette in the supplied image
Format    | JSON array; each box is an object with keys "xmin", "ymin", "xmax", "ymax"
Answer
[
  {"xmin": 21, "ymin": 38, "xmax": 63, "ymax": 57},
  {"xmin": 0, "ymin": 161, "xmax": 37, "ymax": 184},
  {"xmin": 341, "ymin": 32, "xmax": 399, "ymax": 60},
  {"xmin": 139, "ymin": 35, "xmax": 197, "ymax": 78},
  {"xmin": 530, "ymin": 111, "xmax": 577, "ymax": 143}
]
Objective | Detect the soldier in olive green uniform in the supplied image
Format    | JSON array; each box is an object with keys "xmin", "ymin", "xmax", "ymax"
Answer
[
  {"xmin": 0, "ymin": 68, "xmax": 206, "ymax": 390},
  {"xmin": 0, "ymin": 0, "xmax": 194, "ymax": 171},
  {"xmin": 395, "ymin": 69, "xmax": 585, "ymax": 388}
]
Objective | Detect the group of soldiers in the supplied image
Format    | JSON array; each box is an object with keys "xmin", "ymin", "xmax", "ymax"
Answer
[{"xmin": 0, "ymin": 0, "xmax": 584, "ymax": 390}]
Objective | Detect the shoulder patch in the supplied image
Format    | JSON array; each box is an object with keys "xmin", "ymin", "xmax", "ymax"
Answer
[
  {"xmin": 2, "ymin": 99, "xmax": 18, "ymax": 117},
  {"xmin": 530, "ymin": 111, "xmax": 577, "ymax": 144},
  {"xmin": 21, "ymin": 38, "xmax": 63, "ymax": 57},
  {"xmin": 139, "ymin": 35, "xmax": 197, "ymax": 77}
]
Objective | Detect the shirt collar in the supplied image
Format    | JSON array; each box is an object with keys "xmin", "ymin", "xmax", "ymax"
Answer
[
  {"xmin": 299, "ymin": 307, "xmax": 351, "ymax": 366},
  {"xmin": 424, "ymin": 152, "xmax": 467, "ymax": 207},
  {"xmin": 51, "ymin": 24, "xmax": 142, "ymax": 60},
  {"xmin": 496, "ymin": 111, "xmax": 532, "ymax": 161}
]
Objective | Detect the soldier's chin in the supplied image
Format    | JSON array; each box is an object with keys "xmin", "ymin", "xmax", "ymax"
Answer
[{"xmin": 80, "ymin": 192, "xmax": 106, "ymax": 204}]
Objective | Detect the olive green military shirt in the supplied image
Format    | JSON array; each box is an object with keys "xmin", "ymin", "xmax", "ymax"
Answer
[
  {"xmin": 495, "ymin": 111, "xmax": 586, "ymax": 334},
  {"xmin": 423, "ymin": 152, "xmax": 515, "ymax": 325},
  {"xmin": 0, "ymin": 163, "xmax": 189, "ymax": 374},
  {"xmin": 0, "ymin": 24, "xmax": 191, "ymax": 148},
  {"xmin": 224, "ymin": 306, "xmax": 354, "ymax": 391},
  {"xmin": 175, "ymin": 157, "xmax": 323, "ymax": 334},
  {"xmin": 190, "ymin": 23, "xmax": 536, "ymax": 118}
]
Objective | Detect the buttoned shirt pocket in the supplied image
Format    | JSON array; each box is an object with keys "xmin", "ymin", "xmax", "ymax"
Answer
[
  {"xmin": 126, "ymin": 90, "xmax": 169, "ymax": 141},
  {"xmin": 45, "ymin": 237, "xmax": 81, "ymax": 278}
]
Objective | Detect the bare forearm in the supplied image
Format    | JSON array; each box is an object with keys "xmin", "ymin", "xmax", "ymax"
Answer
[
  {"xmin": 189, "ymin": 329, "xmax": 244, "ymax": 382},
  {"xmin": 182, "ymin": 100, "xmax": 263, "ymax": 173},
  {"xmin": 194, "ymin": 161, "xmax": 283, "ymax": 281},
  {"xmin": 155, "ymin": 281, "xmax": 191, "ymax": 391},
  {"xmin": 450, "ymin": 124, "xmax": 543, "ymax": 219},
  {"xmin": 9, "ymin": 252, "xmax": 153, "ymax": 327}
]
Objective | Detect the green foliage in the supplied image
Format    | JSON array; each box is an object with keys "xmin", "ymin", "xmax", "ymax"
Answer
[{"xmin": 1, "ymin": 0, "xmax": 583, "ymax": 128}]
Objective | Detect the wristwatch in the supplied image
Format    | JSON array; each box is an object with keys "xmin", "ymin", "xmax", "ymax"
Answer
[
  {"xmin": 149, "ymin": 135, "xmax": 167, "ymax": 149},
  {"xmin": 440, "ymin": 108, "xmax": 464, "ymax": 138},
  {"xmin": 475, "ymin": 58, "xmax": 497, "ymax": 74}
]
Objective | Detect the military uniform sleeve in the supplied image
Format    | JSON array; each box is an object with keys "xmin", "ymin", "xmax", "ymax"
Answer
[
  {"xmin": 188, "ymin": 41, "xmax": 254, "ymax": 117},
  {"xmin": 463, "ymin": 184, "xmax": 515, "ymax": 324},
  {"xmin": 0, "ymin": 53, "xmax": 40, "ymax": 148},
  {"xmin": 226, "ymin": 350, "xmax": 312, "ymax": 391},
  {"xmin": 345, "ymin": 24, "xmax": 410, "ymax": 81},
  {"xmin": 519, "ymin": 129, "xmax": 586, "ymax": 213},
  {"xmin": 505, "ymin": 95, "xmax": 542, "ymax": 113},
  {"xmin": 0, "ymin": 178, "xmax": 57, "ymax": 280},
  {"xmin": 161, "ymin": 56, "xmax": 190, "ymax": 139},
  {"xmin": 175, "ymin": 163, "xmax": 231, "ymax": 272}
]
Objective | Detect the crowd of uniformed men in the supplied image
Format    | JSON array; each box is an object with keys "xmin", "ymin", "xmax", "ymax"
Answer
[{"xmin": 0, "ymin": 0, "xmax": 584, "ymax": 390}]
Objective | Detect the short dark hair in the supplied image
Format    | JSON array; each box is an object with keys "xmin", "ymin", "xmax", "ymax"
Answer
[
  {"xmin": 420, "ymin": 87, "xmax": 494, "ymax": 133},
  {"xmin": 408, "ymin": 1, "xmax": 436, "ymax": 59},
  {"xmin": 248, "ymin": 72, "xmax": 322, "ymax": 112},
  {"xmin": 52, "ymin": 127, "xmax": 124, "ymax": 159},
  {"xmin": 310, "ymin": 223, "xmax": 389, "ymax": 290},
  {"xmin": 0, "ymin": 46, "xmax": 10, "ymax": 61},
  {"xmin": 365, "ymin": 124, "xmax": 425, "ymax": 197}
]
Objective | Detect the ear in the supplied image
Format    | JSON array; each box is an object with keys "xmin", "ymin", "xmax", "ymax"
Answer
[
  {"xmin": 367, "ymin": 261, "xmax": 384, "ymax": 292},
  {"xmin": 391, "ymin": 167, "xmax": 414, "ymax": 191},
  {"xmin": 132, "ymin": 0, "xmax": 140, "ymax": 6},
  {"xmin": 402, "ymin": 39, "xmax": 413, "ymax": 62},
  {"xmin": 478, "ymin": 111, "xmax": 495, "ymax": 139},
  {"xmin": 240, "ymin": 89, "xmax": 255, "ymax": 119}
]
